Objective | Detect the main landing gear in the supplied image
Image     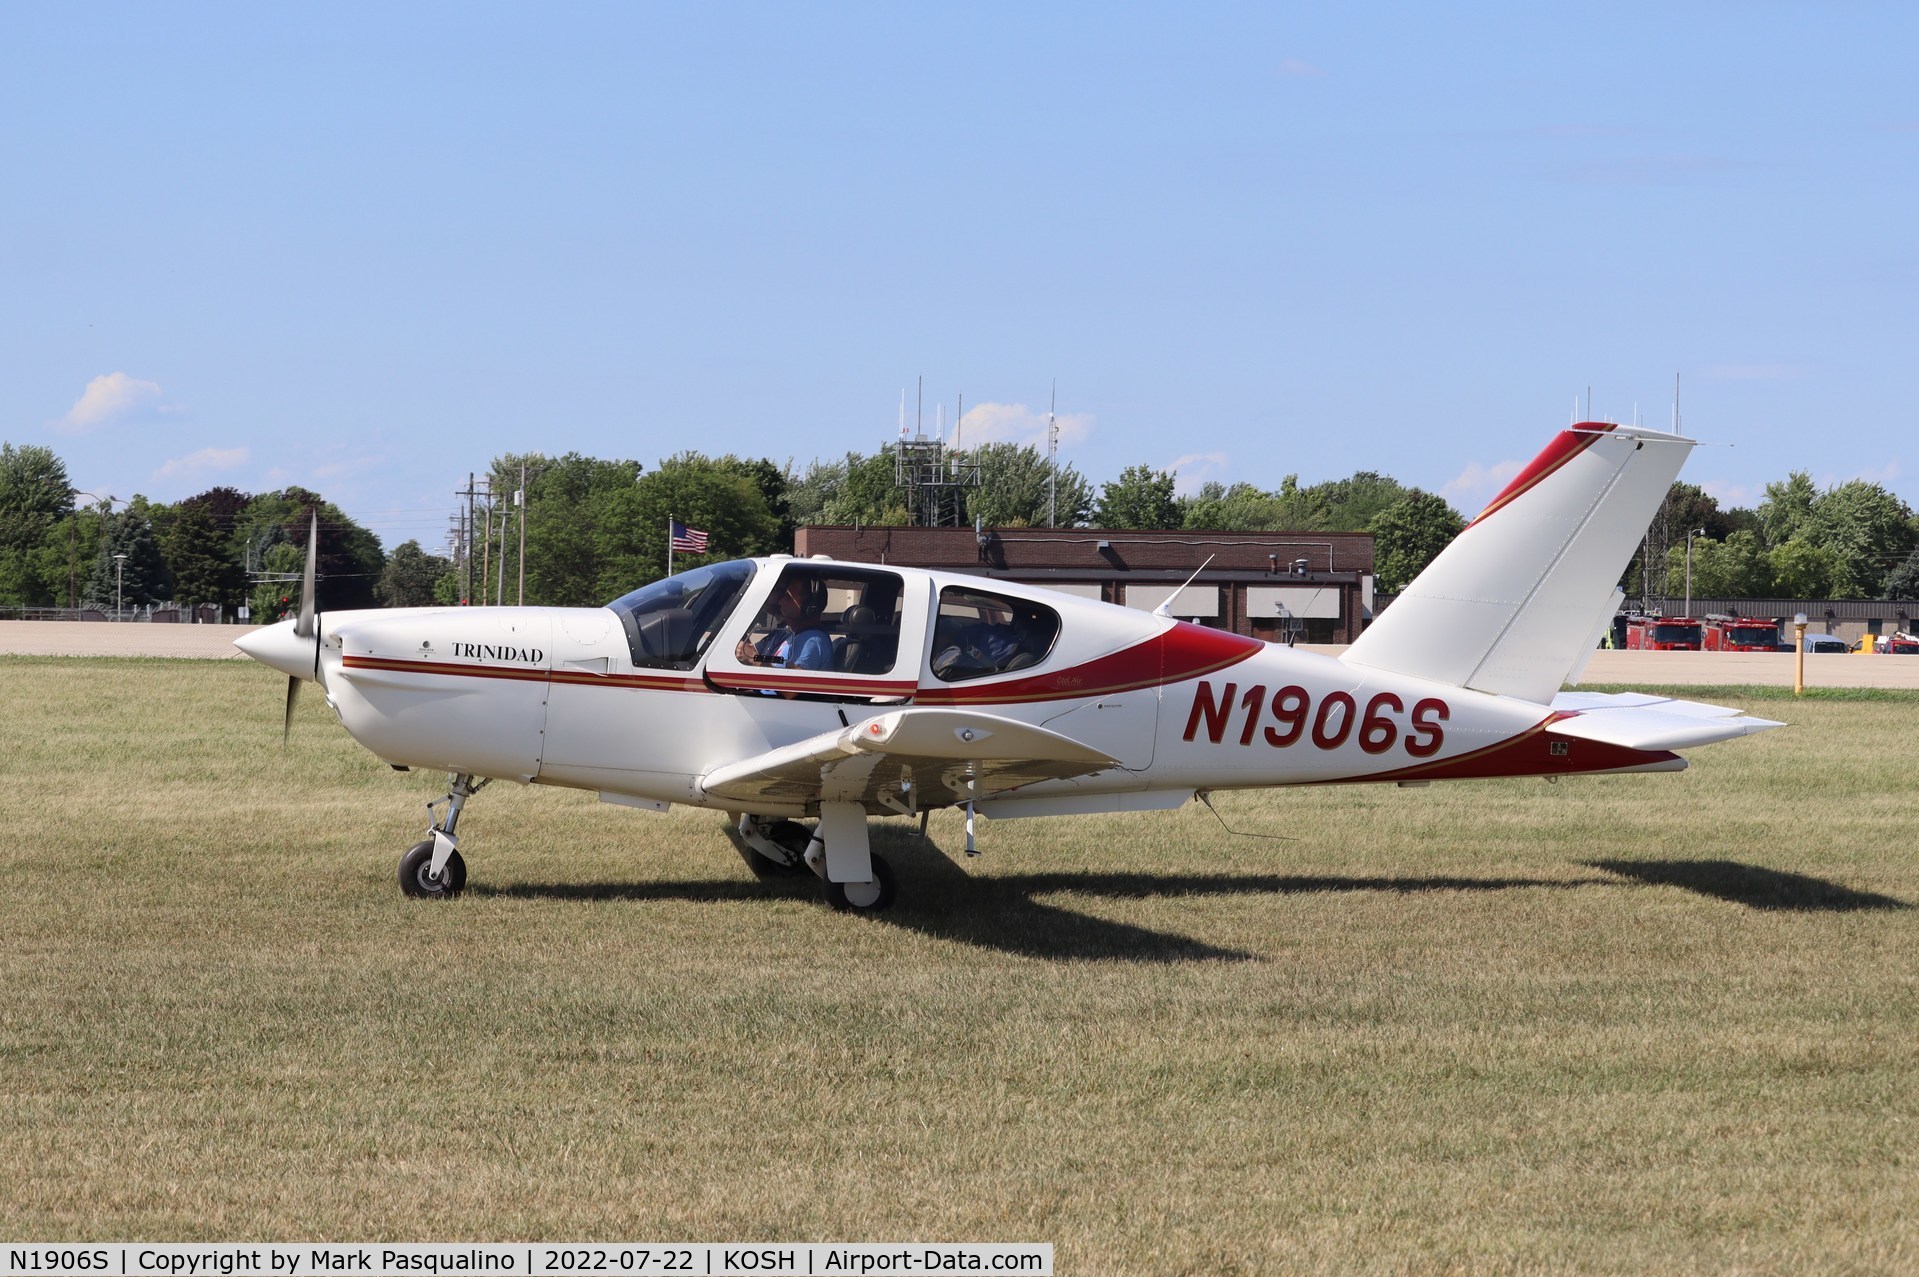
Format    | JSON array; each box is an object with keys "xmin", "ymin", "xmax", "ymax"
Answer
[
  {"xmin": 399, "ymin": 772, "xmax": 487, "ymax": 900},
  {"xmin": 736, "ymin": 801, "xmax": 896, "ymax": 914},
  {"xmin": 397, "ymin": 778, "xmax": 898, "ymax": 913}
]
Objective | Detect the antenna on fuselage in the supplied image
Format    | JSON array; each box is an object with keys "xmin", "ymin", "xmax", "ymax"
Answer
[{"xmin": 1154, "ymin": 553, "xmax": 1216, "ymax": 617}]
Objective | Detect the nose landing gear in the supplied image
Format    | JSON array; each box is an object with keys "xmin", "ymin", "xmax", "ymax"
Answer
[{"xmin": 399, "ymin": 772, "xmax": 488, "ymax": 900}]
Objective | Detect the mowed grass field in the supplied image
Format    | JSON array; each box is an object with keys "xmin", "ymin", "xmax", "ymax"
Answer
[{"xmin": 2, "ymin": 656, "xmax": 1916, "ymax": 1274}]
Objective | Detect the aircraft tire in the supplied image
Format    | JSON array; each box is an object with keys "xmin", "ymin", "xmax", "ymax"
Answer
[
  {"xmin": 822, "ymin": 852, "xmax": 896, "ymax": 914},
  {"xmin": 399, "ymin": 839, "xmax": 467, "ymax": 900}
]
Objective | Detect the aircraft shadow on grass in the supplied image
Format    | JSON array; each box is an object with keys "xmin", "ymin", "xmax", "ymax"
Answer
[
  {"xmin": 1586, "ymin": 859, "xmax": 1910, "ymax": 913},
  {"xmin": 473, "ymin": 826, "xmax": 1619, "ymax": 963}
]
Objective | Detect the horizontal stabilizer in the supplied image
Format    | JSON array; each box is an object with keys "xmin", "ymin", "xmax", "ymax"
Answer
[
  {"xmin": 699, "ymin": 708, "xmax": 1117, "ymax": 812},
  {"xmin": 1548, "ymin": 692, "xmax": 1785, "ymax": 752}
]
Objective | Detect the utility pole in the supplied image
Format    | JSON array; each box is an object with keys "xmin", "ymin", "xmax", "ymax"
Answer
[
  {"xmin": 459, "ymin": 473, "xmax": 477, "ymax": 605},
  {"xmin": 1046, "ymin": 380, "xmax": 1059, "ymax": 528},
  {"xmin": 517, "ymin": 459, "xmax": 527, "ymax": 606},
  {"xmin": 480, "ymin": 492, "xmax": 492, "ymax": 606}
]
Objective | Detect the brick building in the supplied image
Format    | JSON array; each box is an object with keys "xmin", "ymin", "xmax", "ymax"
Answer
[{"xmin": 794, "ymin": 525, "xmax": 1376, "ymax": 643}]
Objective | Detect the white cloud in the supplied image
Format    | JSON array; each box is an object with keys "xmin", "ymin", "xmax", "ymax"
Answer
[
  {"xmin": 1700, "ymin": 479, "xmax": 1761, "ymax": 508},
  {"xmin": 1164, "ymin": 452, "xmax": 1230, "ymax": 496},
  {"xmin": 1441, "ymin": 459, "xmax": 1523, "ymax": 509},
  {"xmin": 61, "ymin": 371, "xmax": 170, "ymax": 432},
  {"xmin": 153, "ymin": 447, "xmax": 249, "ymax": 483},
  {"xmin": 950, "ymin": 401, "xmax": 1095, "ymax": 450}
]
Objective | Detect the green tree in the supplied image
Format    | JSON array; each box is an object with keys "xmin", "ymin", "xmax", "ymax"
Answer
[
  {"xmin": 712, "ymin": 454, "xmax": 791, "ymax": 544},
  {"xmin": 1805, "ymin": 479, "xmax": 1915, "ymax": 598},
  {"xmin": 783, "ymin": 456, "xmax": 846, "ymax": 528},
  {"xmin": 1757, "ymin": 471, "xmax": 1818, "ymax": 547},
  {"xmin": 630, "ymin": 452, "xmax": 783, "ymax": 581},
  {"xmin": 237, "ymin": 487, "xmax": 386, "ymax": 612},
  {"xmin": 170, "ymin": 487, "xmax": 253, "ymax": 613},
  {"xmin": 518, "ymin": 453, "xmax": 645, "ymax": 607},
  {"xmin": 85, "ymin": 510, "xmax": 172, "ymax": 611},
  {"xmin": 819, "ymin": 447, "xmax": 910, "ymax": 525},
  {"xmin": 0, "ymin": 442, "xmax": 73, "ymax": 605},
  {"xmin": 249, "ymin": 541, "xmax": 304, "ymax": 623},
  {"xmin": 1297, "ymin": 470, "xmax": 1413, "ymax": 532},
  {"xmin": 377, "ymin": 540, "xmax": 455, "ymax": 607},
  {"xmin": 966, "ymin": 442, "xmax": 1092, "ymax": 528},
  {"xmin": 1884, "ymin": 550, "xmax": 1919, "ymax": 601},
  {"xmin": 1094, "ymin": 464, "xmax": 1179, "ymax": 530},
  {"xmin": 1766, "ymin": 538, "xmax": 1845, "ymax": 598},
  {"xmin": 1181, "ymin": 481, "xmax": 1288, "ymax": 532},
  {"xmin": 1368, "ymin": 491, "xmax": 1465, "ymax": 593},
  {"xmin": 162, "ymin": 501, "xmax": 240, "ymax": 608},
  {"xmin": 1662, "ymin": 529, "xmax": 1773, "ymax": 599},
  {"xmin": 1627, "ymin": 481, "xmax": 1728, "ymax": 601}
]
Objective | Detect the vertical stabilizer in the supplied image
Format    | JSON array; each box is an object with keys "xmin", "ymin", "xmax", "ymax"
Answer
[{"xmin": 1344, "ymin": 423, "xmax": 1692, "ymax": 704}]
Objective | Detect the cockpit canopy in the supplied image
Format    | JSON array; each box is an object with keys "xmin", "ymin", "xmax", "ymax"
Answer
[
  {"xmin": 608, "ymin": 559, "xmax": 1066, "ymax": 686},
  {"xmin": 607, "ymin": 559, "xmax": 756, "ymax": 669}
]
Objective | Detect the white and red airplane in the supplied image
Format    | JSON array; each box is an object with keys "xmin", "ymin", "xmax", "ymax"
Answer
[{"xmin": 237, "ymin": 422, "xmax": 1780, "ymax": 911}]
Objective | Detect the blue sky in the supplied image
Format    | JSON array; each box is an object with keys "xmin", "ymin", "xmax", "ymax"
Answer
[{"xmin": 4, "ymin": 2, "xmax": 1914, "ymax": 551}]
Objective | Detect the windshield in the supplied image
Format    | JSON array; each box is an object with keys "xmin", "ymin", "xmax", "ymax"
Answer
[
  {"xmin": 1652, "ymin": 624, "xmax": 1699, "ymax": 643},
  {"xmin": 607, "ymin": 560, "xmax": 756, "ymax": 669}
]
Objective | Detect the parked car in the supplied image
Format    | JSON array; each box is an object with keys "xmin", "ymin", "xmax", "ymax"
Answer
[{"xmin": 1802, "ymin": 635, "xmax": 1848, "ymax": 653}]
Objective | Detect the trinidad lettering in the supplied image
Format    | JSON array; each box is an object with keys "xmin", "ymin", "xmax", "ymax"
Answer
[{"xmin": 448, "ymin": 642, "xmax": 544, "ymax": 663}]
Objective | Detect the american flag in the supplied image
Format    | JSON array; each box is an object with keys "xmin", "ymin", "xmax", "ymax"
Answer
[{"xmin": 670, "ymin": 521, "xmax": 709, "ymax": 554}]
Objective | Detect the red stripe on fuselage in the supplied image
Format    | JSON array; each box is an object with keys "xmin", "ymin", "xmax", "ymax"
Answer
[
  {"xmin": 1335, "ymin": 711, "xmax": 1677, "ymax": 783},
  {"xmin": 1467, "ymin": 421, "xmax": 1616, "ymax": 530},
  {"xmin": 342, "ymin": 655, "xmax": 703, "ymax": 692},
  {"xmin": 915, "ymin": 621, "xmax": 1262, "ymax": 705}
]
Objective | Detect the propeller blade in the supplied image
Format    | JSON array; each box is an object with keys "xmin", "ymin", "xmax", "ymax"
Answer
[
  {"xmin": 293, "ymin": 511, "xmax": 318, "ymax": 639},
  {"xmin": 283, "ymin": 675, "xmax": 300, "ymax": 749}
]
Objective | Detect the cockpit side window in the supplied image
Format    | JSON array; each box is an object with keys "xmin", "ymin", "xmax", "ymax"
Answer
[
  {"xmin": 932, "ymin": 586, "xmax": 1061, "ymax": 682},
  {"xmin": 607, "ymin": 560, "xmax": 756, "ymax": 669},
  {"xmin": 736, "ymin": 565, "xmax": 905, "ymax": 676}
]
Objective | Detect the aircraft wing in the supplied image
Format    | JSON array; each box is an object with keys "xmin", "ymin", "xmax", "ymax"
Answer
[
  {"xmin": 698, "ymin": 708, "xmax": 1120, "ymax": 812},
  {"xmin": 1548, "ymin": 692, "xmax": 1785, "ymax": 751}
]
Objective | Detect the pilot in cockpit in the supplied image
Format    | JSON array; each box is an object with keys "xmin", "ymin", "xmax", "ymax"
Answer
[{"xmin": 734, "ymin": 575, "xmax": 832, "ymax": 671}]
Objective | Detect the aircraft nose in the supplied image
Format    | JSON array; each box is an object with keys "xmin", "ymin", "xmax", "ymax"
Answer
[{"xmin": 234, "ymin": 618, "xmax": 318, "ymax": 680}]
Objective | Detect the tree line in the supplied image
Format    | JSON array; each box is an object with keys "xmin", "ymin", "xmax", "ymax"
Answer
[
  {"xmin": 1632, "ymin": 474, "xmax": 1919, "ymax": 603},
  {"xmin": 0, "ymin": 443, "xmax": 388, "ymax": 619},
  {"xmin": 6, "ymin": 436, "xmax": 1915, "ymax": 615}
]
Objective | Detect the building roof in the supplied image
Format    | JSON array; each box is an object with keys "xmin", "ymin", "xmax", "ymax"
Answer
[{"xmin": 795, "ymin": 525, "xmax": 1374, "ymax": 576}]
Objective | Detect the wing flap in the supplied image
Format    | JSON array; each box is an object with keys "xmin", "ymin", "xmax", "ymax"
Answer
[
  {"xmin": 699, "ymin": 708, "xmax": 1120, "ymax": 811},
  {"xmin": 1548, "ymin": 692, "xmax": 1785, "ymax": 752}
]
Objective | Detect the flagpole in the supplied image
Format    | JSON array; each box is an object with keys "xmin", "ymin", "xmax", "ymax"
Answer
[{"xmin": 666, "ymin": 513, "xmax": 674, "ymax": 578}]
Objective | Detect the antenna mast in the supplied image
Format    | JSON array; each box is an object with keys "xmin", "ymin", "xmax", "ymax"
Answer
[{"xmin": 1046, "ymin": 380, "xmax": 1058, "ymax": 527}]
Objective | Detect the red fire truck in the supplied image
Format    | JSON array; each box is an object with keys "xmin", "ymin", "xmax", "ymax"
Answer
[
  {"xmin": 1626, "ymin": 615, "xmax": 1703, "ymax": 650},
  {"xmin": 1702, "ymin": 615, "xmax": 1784, "ymax": 652}
]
